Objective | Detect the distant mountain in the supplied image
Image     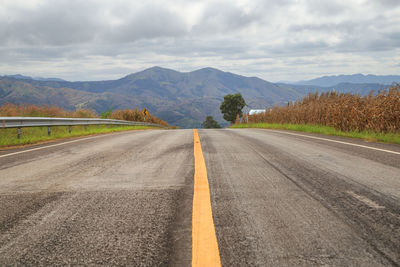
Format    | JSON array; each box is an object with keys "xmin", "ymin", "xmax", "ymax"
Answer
[
  {"xmin": 33, "ymin": 77, "xmax": 66, "ymax": 82},
  {"xmin": 1, "ymin": 68, "xmax": 393, "ymax": 128},
  {"xmin": 5, "ymin": 74, "xmax": 66, "ymax": 82},
  {"xmin": 4, "ymin": 74, "xmax": 33, "ymax": 80},
  {"xmin": 0, "ymin": 67, "xmax": 301, "ymax": 128},
  {"xmin": 295, "ymin": 74, "xmax": 400, "ymax": 87},
  {"xmin": 278, "ymin": 82, "xmax": 390, "ymax": 96},
  {"xmin": 0, "ymin": 78, "xmax": 142, "ymax": 112}
]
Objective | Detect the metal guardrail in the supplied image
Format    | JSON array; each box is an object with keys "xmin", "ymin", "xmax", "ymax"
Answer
[{"xmin": 0, "ymin": 117, "xmax": 163, "ymax": 138}]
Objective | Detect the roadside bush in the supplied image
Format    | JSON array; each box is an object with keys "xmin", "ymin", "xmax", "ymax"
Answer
[{"xmin": 110, "ymin": 109, "xmax": 169, "ymax": 127}]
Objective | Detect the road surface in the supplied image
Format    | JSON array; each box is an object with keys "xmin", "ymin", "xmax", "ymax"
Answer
[{"xmin": 0, "ymin": 129, "xmax": 399, "ymax": 266}]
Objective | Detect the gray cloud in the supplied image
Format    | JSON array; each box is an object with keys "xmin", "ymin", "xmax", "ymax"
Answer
[
  {"xmin": 104, "ymin": 4, "xmax": 188, "ymax": 42},
  {"xmin": 288, "ymin": 21, "xmax": 359, "ymax": 34},
  {"xmin": 0, "ymin": 0, "xmax": 103, "ymax": 46},
  {"xmin": 374, "ymin": 0, "xmax": 400, "ymax": 8},
  {"xmin": 192, "ymin": 1, "xmax": 259, "ymax": 34},
  {"xmin": 305, "ymin": 0, "xmax": 348, "ymax": 16},
  {"xmin": 0, "ymin": 0, "xmax": 399, "ymax": 82}
]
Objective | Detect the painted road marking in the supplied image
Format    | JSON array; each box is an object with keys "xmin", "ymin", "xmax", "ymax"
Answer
[
  {"xmin": 270, "ymin": 130, "xmax": 400, "ymax": 155},
  {"xmin": 0, "ymin": 132, "xmax": 129, "ymax": 159},
  {"xmin": 192, "ymin": 129, "xmax": 221, "ymax": 267}
]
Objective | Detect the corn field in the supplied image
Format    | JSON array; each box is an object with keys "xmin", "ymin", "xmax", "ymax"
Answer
[{"xmin": 245, "ymin": 84, "xmax": 400, "ymax": 134}]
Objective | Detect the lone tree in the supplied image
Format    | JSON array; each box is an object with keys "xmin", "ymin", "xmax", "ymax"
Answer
[
  {"xmin": 220, "ymin": 93, "xmax": 246, "ymax": 124},
  {"xmin": 202, "ymin": 116, "xmax": 221, "ymax": 128}
]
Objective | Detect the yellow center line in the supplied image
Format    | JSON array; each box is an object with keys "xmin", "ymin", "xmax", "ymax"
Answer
[{"xmin": 192, "ymin": 129, "xmax": 221, "ymax": 267}]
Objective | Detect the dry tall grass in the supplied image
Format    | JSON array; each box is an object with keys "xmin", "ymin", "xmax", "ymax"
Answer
[
  {"xmin": 107, "ymin": 109, "xmax": 169, "ymax": 127},
  {"xmin": 0, "ymin": 103, "xmax": 96, "ymax": 118},
  {"xmin": 0, "ymin": 103, "xmax": 169, "ymax": 127},
  {"xmin": 247, "ymin": 84, "xmax": 400, "ymax": 133}
]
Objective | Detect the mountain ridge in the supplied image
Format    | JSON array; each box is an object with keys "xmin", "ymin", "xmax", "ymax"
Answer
[
  {"xmin": 4, "ymin": 74, "xmax": 66, "ymax": 82},
  {"xmin": 294, "ymin": 73, "xmax": 400, "ymax": 87}
]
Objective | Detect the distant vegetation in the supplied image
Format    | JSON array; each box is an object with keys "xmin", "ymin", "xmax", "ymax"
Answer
[
  {"xmin": 295, "ymin": 74, "xmax": 400, "ymax": 87},
  {"xmin": 202, "ymin": 116, "xmax": 221, "ymax": 128},
  {"xmin": 236, "ymin": 84, "xmax": 400, "ymax": 143}
]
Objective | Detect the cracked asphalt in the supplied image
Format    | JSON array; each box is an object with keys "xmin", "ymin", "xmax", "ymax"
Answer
[{"xmin": 0, "ymin": 128, "xmax": 399, "ymax": 266}]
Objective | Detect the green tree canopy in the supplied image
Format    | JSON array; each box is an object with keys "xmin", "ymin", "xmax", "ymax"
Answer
[
  {"xmin": 100, "ymin": 108, "xmax": 113, "ymax": 119},
  {"xmin": 202, "ymin": 116, "xmax": 221, "ymax": 128},
  {"xmin": 220, "ymin": 93, "xmax": 246, "ymax": 124}
]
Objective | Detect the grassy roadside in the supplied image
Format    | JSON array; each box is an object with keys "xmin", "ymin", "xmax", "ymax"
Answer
[
  {"xmin": 232, "ymin": 123, "xmax": 400, "ymax": 145},
  {"xmin": 0, "ymin": 125, "xmax": 161, "ymax": 148}
]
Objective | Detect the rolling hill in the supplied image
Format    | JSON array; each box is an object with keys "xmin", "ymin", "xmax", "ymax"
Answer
[
  {"xmin": 1, "ymin": 67, "xmax": 394, "ymax": 128},
  {"xmin": 294, "ymin": 74, "xmax": 400, "ymax": 87},
  {"xmin": 278, "ymin": 82, "xmax": 390, "ymax": 96},
  {"xmin": 0, "ymin": 67, "xmax": 301, "ymax": 128}
]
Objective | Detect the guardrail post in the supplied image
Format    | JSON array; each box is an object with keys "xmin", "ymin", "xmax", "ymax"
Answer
[
  {"xmin": 69, "ymin": 126, "xmax": 72, "ymax": 133},
  {"xmin": 85, "ymin": 125, "xmax": 88, "ymax": 131},
  {"xmin": 48, "ymin": 126, "xmax": 51, "ymax": 136},
  {"xmin": 17, "ymin": 127, "xmax": 21, "ymax": 139}
]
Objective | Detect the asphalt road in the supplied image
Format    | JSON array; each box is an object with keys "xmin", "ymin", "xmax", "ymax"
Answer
[
  {"xmin": 0, "ymin": 130, "xmax": 194, "ymax": 266},
  {"xmin": 0, "ymin": 128, "xmax": 399, "ymax": 266}
]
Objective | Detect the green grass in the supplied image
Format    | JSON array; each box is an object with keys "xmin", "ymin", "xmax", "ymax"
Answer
[
  {"xmin": 0, "ymin": 125, "xmax": 161, "ymax": 148},
  {"xmin": 232, "ymin": 123, "xmax": 400, "ymax": 144}
]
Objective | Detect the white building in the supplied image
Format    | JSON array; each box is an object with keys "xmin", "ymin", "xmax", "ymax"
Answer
[{"xmin": 248, "ymin": 109, "xmax": 266, "ymax": 115}]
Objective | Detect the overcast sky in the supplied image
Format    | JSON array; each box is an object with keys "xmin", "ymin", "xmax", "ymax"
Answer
[{"xmin": 0, "ymin": 0, "xmax": 399, "ymax": 82}]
